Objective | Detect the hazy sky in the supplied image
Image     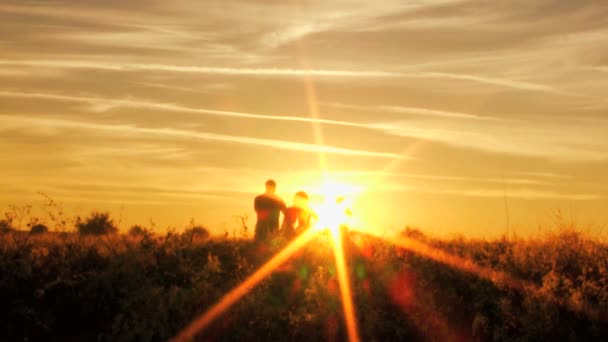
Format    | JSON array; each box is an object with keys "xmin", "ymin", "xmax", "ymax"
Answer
[{"xmin": 1, "ymin": 0, "xmax": 607, "ymax": 237}]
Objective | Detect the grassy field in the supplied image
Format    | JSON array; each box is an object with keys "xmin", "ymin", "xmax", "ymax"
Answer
[{"xmin": 1, "ymin": 212, "xmax": 607, "ymax": 341}]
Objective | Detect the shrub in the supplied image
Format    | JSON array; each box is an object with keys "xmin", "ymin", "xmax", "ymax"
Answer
[
  {"xmin": 76, "ymin": 212, "xmax": 118, "ymax": 235},
  {"xmin": 128, "ymin": 225, "xmax": 148, "ymax": 237},
  {"xmin": 30, "ymin": 223, "xmax": 49, "ymax": 235},
  {"xmin": 0, "ymin": 219, "xmax": 13, "ymax": 233},
  {"xmin": 183, "ymin": 225, "xmax": 210, "ymax": 242}
]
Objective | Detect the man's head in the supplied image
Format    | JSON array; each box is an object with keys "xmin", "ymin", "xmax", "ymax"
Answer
[{"xmin": 265, "ymin": 179, "xmax": 277, "ymax": 194}]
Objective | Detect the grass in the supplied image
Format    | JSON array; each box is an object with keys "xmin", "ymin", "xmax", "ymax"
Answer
[{"xmin": 1, "ymin": 216, "xmax": 607, "ymax": 341}]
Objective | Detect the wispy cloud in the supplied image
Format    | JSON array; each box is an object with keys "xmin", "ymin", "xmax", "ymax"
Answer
[
  {"xmin": 371, "ymin": 184, "xmax": 602, "ymax": 201},
  {"xmin": 373, "ymin": 118, "xmax": 608, "ymax": 161},
  {"xmin": 257, "ymin": 0, "xmax": 464, "ymax": 48},
  {"xmin": 0, "ymin": 60, "xmax": 401, "ymax": 78},
  {"xmin": 323, "ymin": 102, "xmax": 497, "ymax": 121},
  {"xmin": 0, "ymin": 115, "xmax": 401, "ymax": 159},
  {"xmin": 433, "ymin": 188, "xmax": 602, "ymax": 201},
  {"xmin": 400, "ymin": 71, "xmax": 572, "ymax": 95},
  {"xmin": 583, "ymin": 66, "xmax": 608, "ymax": 73},
  {"xmin": 332, "ymin": 170, "xmax": 554, "ymax": 186},
  {"xmin": 0, "ymin": 60, "xmax": 570, "ymax": 95},
  {"xmin": 133, "ymin": 82, "xmax": 232, "ymax": 94},
  {"xmin": 4, "ymin": 90, "xmax": 605, "ymax": 161},
  {"xmin": 0, "ymin": 91, "xmax": 372, "ymax": 129}
]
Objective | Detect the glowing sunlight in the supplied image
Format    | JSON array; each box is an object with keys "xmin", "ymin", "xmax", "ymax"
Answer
[{"xmin": 3, "ymin": 2, "xmax": 608, "ymax": 341}]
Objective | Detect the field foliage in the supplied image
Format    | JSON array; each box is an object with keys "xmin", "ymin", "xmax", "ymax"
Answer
[{"xmin": 0, "ymin": 209, "xmax": 607, "ymax": 341}]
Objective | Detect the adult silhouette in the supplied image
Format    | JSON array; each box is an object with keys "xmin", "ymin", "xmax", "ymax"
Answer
[
  {"xmin": 254, "ymin": 179, "xmax": 286, "ymax": 241},
  {"xmin": 281, "ymin": 191, "xmax": 316, "ymax": 240}
]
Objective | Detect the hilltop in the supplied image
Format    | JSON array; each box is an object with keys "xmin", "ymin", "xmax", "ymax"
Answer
[{"xmin": 1, "ymin": 218, "xmax": 607, "ymax": 341}]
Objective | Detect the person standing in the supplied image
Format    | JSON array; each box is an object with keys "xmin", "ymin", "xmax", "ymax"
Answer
[
  {"xmin": 281, "ymin": 191, "xmax": 316, "ymax": 240},
  {"xmin": 254, "ymin": 179, "xmax": 286, "ymax": 241}
]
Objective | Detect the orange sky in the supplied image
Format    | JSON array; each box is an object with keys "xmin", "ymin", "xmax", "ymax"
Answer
[{"xmin": 1, "ymin": 1, "xmax": 607, "ymax": 237}]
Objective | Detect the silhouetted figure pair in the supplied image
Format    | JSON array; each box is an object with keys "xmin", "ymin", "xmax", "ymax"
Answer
[{"xmin": 254, "ymin": 180, "xmax": 314, "ymax": 242}]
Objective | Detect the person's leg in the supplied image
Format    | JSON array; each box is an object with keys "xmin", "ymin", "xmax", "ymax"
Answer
[{"xmin": 254, "ymin": 221, "xmax": 266, "ymax": 241}]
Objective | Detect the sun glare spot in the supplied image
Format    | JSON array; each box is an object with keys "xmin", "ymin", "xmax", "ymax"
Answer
[{"xmin": 310, "ymin": 180, "xmax": 359, "ymax": 235}]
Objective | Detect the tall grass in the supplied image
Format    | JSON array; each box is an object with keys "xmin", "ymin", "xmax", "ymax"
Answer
[{"xmin": 1, "ymin": 219, "xmax": 606, "ymax": 341}]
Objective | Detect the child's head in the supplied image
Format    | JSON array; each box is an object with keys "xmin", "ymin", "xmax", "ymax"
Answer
[{"xmin": 293, "ymin": 191, "xmax": 309, "ymax": 208}]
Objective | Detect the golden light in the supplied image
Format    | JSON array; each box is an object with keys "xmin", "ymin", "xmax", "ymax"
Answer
[
  {"xmin": 308, "ymin": 180, "xmax": 361, "ymax": 342},
  {"xmin": 171, "ymin": 229, "xmax": 319, "ymax": 342},
  {"xmin": 330, "ymin": 223, "xmax": 361, "ymax": 342},
  {"xmin": 310, "ymin": 180, "xmax": 360, "ymax": 235},
  {"xmin": 352, "ymin": 229, "xmax": 606, "ymax": 321}
]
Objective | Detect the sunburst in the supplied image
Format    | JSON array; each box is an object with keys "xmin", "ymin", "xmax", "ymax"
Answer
[
  {"xmin": 172, "ymin": 187, "xmax": 597, "ymax": 341},
  {"xmin": 171, "ymin": 35, "xmax": 575, "ymax": 341}
]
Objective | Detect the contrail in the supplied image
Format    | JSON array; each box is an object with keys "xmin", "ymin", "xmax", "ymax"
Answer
[
  {"xmin": 0, "ymin": 115, "xmax": 402, "ymax": 159},
  {"xmin": 0, "ymin": 60, "xmax": 400, "ymax": 78},
  {"xmin": 0, "ymin": 90, "xmax": 372, "ymax": 129},
  {"xmin": 0, "ymin": 59, "xmax": 569, "ymax": 94}
]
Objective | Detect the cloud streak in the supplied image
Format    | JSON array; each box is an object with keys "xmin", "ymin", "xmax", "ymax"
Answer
[
  {"xmin": 3, "ymin": 91, "xmax": 604, "ymax": 161},
  {"xmin": 374, "ymin": 118, "xmax": 608, "ymax": 161},
  {"xmin": 0, "ymin": 91, "xmax": 372, "ymax": 129},
  {"xmin": 0, "ymin": 59, "xmax": 570, "ymax": 94},
  {"xmin": 0, "ymin": 115, "xmax": 401, "ymax": 159},
  {"xmin": 371, "ymin": 184, "xmax": 602, "ymax": 201},
  {"xmin": 0, "ymin": 60, "xmax": 400, "ymax": 78},
  {"xmin": 323, "ymin": 102, "xmax": 497, "ymax": 121}
]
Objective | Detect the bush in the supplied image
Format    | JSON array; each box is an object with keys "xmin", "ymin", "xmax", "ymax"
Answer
[
  {"xmin": 183, "ymin": 225, "xmax": 210, "ymax": 242},
  {"xmin": 0, "ymin": 219, "xmax": 13, "ymax": 233},
  {"xmin": 30, "ymin": 223, "xmax": 49, "ymax": 235},
  {"xmin": 76, "ymin": 212, "xmax": 118, "ymax": 235},
  {"xmin": 128, "ymin": 225, "xmax": 148, "ymax": 237}
]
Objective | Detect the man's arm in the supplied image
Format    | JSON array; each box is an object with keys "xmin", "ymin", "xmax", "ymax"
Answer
[{"xmin": 254, "ymin": 196, "xmax": 261, "ymax": 212}]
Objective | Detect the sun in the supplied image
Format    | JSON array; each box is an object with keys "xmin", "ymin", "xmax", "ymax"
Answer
[{"xmin": 310, "ymin": 180, "xmax": 360, "ymax": 236}]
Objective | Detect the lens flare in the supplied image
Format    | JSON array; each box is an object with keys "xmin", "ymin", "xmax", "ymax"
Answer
[
  {"xmin": 311, "ymin": 180, "xmax": 359, "ymax": 235},
  {"xmin": 354, "ymin": 229, "xmax": 607, "ymax": 321},
  {"xmin": 171, "ymin": 229, "xmax": 318, "ymax": 342},
  {"xmin": 358, "ymin": 230, "xmax": 528, "ymax": 289},
  {"xmin": 331, "ymin": 228, "xmax": 361, "ymax": 342}
]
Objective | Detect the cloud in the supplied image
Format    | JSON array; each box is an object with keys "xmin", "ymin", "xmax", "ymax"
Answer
[
  {"xmin": 4, "ymin": 90, "xmax": 605, "ymax": 161},
  {"xmin": 400, "ymin": 71, "xmax": 572, "ymax": 95},
  {"xmin": 432, "ymin": 188, "xmax": 602, "ymax": 201},
  {"xmin": 0, "ymin": 60, "xmax": 401, "ymax": 78},
  {"xmin": 0, "ymin": 115, "xmax": 402, "ymax": 159},
  {"xmin": 0, "ymin": 90, "xmax": 373, "ymax": 129},
  {"xmin": 323, "ymin": 102, "xmax": 497, "ymax": 121},
  {"xmin": 371, "ymin": 184, "xmax": 602, "ymax": 201},
  {"xmin": 373, "ymin": 117, "xmax": 608, "ymax": 161},
  {"xmin": 583, "ymin": 66, "xmax": 608, "ymax": 73},
  {"xmin": 0, "ymin": 59, "xmax": 573, "ymax": 95},
  {"xmin": 332, "ymin": 170, "xmax": 555, "ymax": 186},
  {"xmin": 257, "ymin": 0, "xmax": 465, "ymax": 48}
]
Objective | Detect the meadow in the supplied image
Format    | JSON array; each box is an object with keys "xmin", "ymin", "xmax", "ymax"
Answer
[{"xmin": 1, "ymin": 208, "xmax": 607, "ymax": 341}]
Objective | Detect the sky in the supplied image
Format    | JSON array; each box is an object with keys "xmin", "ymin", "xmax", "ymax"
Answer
[{"xmin": 1, "ymin": 0, "xmax": 607, "ymax": 237}]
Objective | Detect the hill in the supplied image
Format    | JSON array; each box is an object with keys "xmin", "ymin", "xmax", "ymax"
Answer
[{"xmin": 1, "ymin": 227, "xmax": 607, "ymax": 341}]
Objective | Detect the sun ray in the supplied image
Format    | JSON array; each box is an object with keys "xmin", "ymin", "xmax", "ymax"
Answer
[
  {"xmin": 297, "ymin": 37, "xmax": 328, "ymax": 179},
  {"xmin": 354, "ymin": 229, "xmax": 607, "ymax": 321},
  {"xmin": 357, "ymin": 230, "xmax": 528, "ymax": 289},
  {"xmin": 295, "ymin": 21, "xmax": 361, "ymax": 341},
  {"xmin": 331, "ymin": 228, "xmax": 361, "ymax": 342},
  {"xmin": 171, "ymin": 229, "xmax": 319, "ymax": 342}
]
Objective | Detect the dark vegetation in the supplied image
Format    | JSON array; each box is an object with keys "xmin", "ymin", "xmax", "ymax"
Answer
[
  {"xmin": 0, "ymin": 202, "xmax": 607, "ymax": 341},
  {"xmin": 75, "ymin": 212, "xmax": 118, "ymax": 235}
]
